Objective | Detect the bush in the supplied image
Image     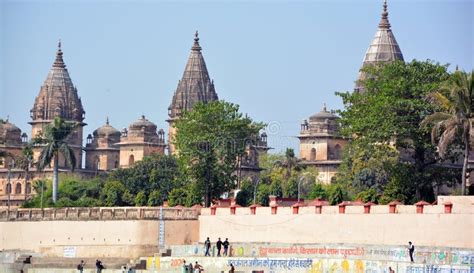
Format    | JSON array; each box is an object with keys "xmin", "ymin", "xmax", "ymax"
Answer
[
  {"xmin": 55, "ymin": 197, "xmax": 74, "ymax": 207},
  {"xmin": 102, "ymin": 181, "xmax": 126, "ymax": 206},
  {"xmin": 307, "ymin": 183, "xmax": 327, "ymax": 200},
  {"xmin": 327, "ymin": 184, "xmax": 346, "ymax": 205},
  {"xmin": 355, "ymin": 188, "xmax": 379, "ymax": 203},
  {"xmin": 148, "ymin": 190, "xmax": 163, "ymax": 206},
  {"xmin": 75, "ymin": 196, "xmax": 100, "ymax": 207},
  {"xmin": 135, "ymin": 191, "xmax": 147, "ymax": 206},
  {"xmin": 168, "ymin": 188, "xmax": 188, "ymax": 207},
  {"xmin": 235, "ymin": 179, "xmax": 254, "ymax": 206}
]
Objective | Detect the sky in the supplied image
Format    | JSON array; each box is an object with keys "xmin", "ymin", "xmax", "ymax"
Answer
[{"xmin": 0, "ymin": 0, "xmax": 472, "ymax": 155}]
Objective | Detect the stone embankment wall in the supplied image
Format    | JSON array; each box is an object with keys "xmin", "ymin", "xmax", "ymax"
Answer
[
  {"xmin": 0, "ymin": 207, "xmax": 199, "ymax": 258},
  {"xmin": 199, "ymin": 197, "xmax": 474, "ymax": 249}
]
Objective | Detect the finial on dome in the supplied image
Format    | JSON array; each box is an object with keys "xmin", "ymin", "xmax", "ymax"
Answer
[
  {"xmin": 6, "ymin": 115, "xmax": 9, "ymax": 122},
  {"xmin": 141, "ymin": 114, "xmax": 146, "ymax": 119},
  {"xmin": 106, "ymin": 116, "xmax": 109, "ymax": 125},
  {"xmin": 323, "ymin": 103, "xmax": 327, "ymax": 112},
  {"xmin": 192, "ymin": 30, "xmax": 202, "ymax": 51},
  {"xmin": 455, "ymin": 64, "xmax": 459, "ymax": 71},
  {"xmin": 53, "ymin": 39, "xmax": 66, "ymax": 68},
  {"xmin": 378, "ymin": 0, "xmax": 391, "ymax": 29}
]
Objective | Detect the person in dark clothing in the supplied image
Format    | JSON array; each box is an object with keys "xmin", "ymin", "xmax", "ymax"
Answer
[
  {"xmin": 96, "ymin": 259, "xmax": 104, "ymax": 273},
  {"xmin": 204, "ymin": 237, "xmax": 211, "ymax": 256},
  {"xmin": 223, "ymin": 238, "xmax": 230, "ymax": 256},
  {"xmin": 229, "ymin": 263, "xmax": 235, "ymax": 273},
  {"xmin": 77, "ymin": 260, "xmax": 85, "ymax": 273},
  {"xmin": 216, "ymin": 237, "xmax": 223, "ymax": 256},
  {"xmin": 408, "ymin": 242, "xmax": 415, "ymax": 262}
]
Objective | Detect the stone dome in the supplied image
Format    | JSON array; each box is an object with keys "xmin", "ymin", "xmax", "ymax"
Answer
[
  {"xmin": 0, "ymin": 119, "xmax": 22, "ymax": 145},
  {"xmin": 129, "ymin": 115, "xmax": 157, "ymax": 131},
  {"xmin": 309, "ymin": 106, "xmax": 338, "ymax": 121},
  {"xmin": 93, "ymin": 118, "xmax": 120, "ymax": 139}
]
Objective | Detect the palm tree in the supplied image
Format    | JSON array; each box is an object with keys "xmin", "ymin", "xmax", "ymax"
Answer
[
  {"xmin": 422, "ymin": 70, "xmax": 473, "ymax": 195},
  {"xmin": 275, "ymin": 148, "xmax": 303, "ymax": 179},
  {"xmin": 36, "ymin": 117, "xmax": 79, "ymax": 203}
]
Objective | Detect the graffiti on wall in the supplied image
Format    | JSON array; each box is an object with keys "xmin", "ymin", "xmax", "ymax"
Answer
[
  {"xmin": 168, "ymin": 243, "xmax": 474, "ymax": 269},
  {"xmin": 227, "ymin": 258, "xmax": 313, "ymax": 270},
  {"xmin": 259, "ymin": 246, "xmax": 365, "ymax": 258},
  {"xmin": 156, "ymin": 256, "xmax": 473, "ymax": 273}
]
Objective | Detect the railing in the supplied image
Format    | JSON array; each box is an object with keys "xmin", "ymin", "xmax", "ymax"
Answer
[{"xmin": 0, "ymin": 207, "xmax": 201, "ymax": 221}]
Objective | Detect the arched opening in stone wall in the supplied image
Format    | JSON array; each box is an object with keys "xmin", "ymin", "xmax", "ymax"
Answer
[
  {"xmin": 15, "ymin": 183, "xmax": 21, "ymax": 194},
  {"xmin": 6, "ymin": 183, "xmax": 11, "ymax": 194},
  {"xmin": 129, "ymin": 155, "xmax": 135, "ymax": 166},
  {"xmin": 95, "ymin": 156, "xmax": 100, "ymax": 171},
  {"xmin": 26, "ymin": 182, "xmax": 31, "ymax": 194},
  {"xmin": 334, "ymin": 144, "xmax": 342, "ymax": 159},
  {"xmin": 310, "ymin": 148, "xmax": 316, "ymax": 161}
]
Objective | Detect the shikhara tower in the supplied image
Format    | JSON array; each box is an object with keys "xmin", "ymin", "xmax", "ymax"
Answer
[
  {"xmin": 355, "ymin": 0, "xmax": 404, "ymax": 92},
  {"xmin": 29, "ymin": 41, "xmax": 86, "ymax": 169},
  {"xmin": 167, "ymin": 31, "xmax": 219, "ymax": 154}
]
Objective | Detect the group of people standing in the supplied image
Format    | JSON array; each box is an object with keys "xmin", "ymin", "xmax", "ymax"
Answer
[
  {"xmin": 76, "ymin": 260, "xmax": 104, "ymax": 273},
  {"xmin": 204, "ymin": 237, "xmax": 230, "ymax": 257}
]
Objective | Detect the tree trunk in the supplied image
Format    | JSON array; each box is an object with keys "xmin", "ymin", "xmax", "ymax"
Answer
[
  {"xmin": 53, "ymin": 154, "xmax": 59, "ymax": 203},
  {"xmin": 461, "ymin": 131, "xmax": 469, "ymax": 195}
]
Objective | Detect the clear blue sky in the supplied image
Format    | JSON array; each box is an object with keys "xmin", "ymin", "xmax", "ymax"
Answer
[{"xmin": 0, "ymin": 0, "xmax": 472, "ymax": 154}]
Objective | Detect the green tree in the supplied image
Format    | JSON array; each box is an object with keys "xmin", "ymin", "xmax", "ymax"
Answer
[
  {"xmin": 327, "ymin": 184, "xmax": 346, "ymax": 205},
  {"xmin": 307, "ymin": 184, "xmax": 327, "ymax": 200},
  {"xmin": 148, "ymin": 190, "xmax": 163, "ymax": 206},
  {"xmin": 102, "ymin": 180, "xmax": 126, "ymax": 206},
  {"xmin": 108, "ymin": 154, "xmax": 180, "ymax": 201},
  {"xmin": 422, "ymin": 70, "xmax": 473, "ymax": 195},
  {"xmin": 356, "ymin": 188, "xmax": 380, "ymax": 203},
  {"xmin": 135, "ymin": 191, "xmax": 147, "ymax": 206},
  {"xmin": 337, "ymin": 60, "xmax": 453, "ymax": 201},
  {"xmin": 122, "ymin": 190, "xmax": 135, "ymax": 206},
  {"xmin": 274, "ymin": 148, "xmax": 302, "ymax": 179},
  {"xmin": 36, "ymin": 117, "xmax": 79, "ymax": 203},
  {"xmin": 168, "ymin": 188, "xmax": 188, "ymax": 207},
  {"xmin": 174, "ymin": 101, "xmax": 264, "ymax": 207},
  {"xmin": 235, "ymin": 179, "xmax": 253, "ymax": 206}
]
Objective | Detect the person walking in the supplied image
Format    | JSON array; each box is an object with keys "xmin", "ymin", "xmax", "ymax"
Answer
[
  {"xmin": 223, "ymin": 238, "xmax": 230, "ymax": 256},
  {"xmin": 216, "ymin": 238, "xmax": 222, "ymax": 257},
  {"xmin": 77, "ymin": 260, "xmax": 85, "ymax": 273},
  {"xmin": 408, "ymin": 242, "xmax": 415, "ymax": 262},
  {"xmin": 389, "ymin": 266, "xmax": 395, "ymax": 273},
  {"xmin": 95, "ymin": 259, "xmax": 104, "ymax": 273},
  {"xmin": 229, "ymin": 263, "xmax": 235, "ymax": 273},
  {"xmin": 204, "ymin": 237, "xmax": 211, "ymax": 257}
]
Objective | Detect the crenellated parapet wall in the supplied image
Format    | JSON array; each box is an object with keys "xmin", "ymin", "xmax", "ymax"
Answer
[
  {"xmin": 202, "ymin": 202, "xmax": 473, "ymax": 216},
  {"xmin": 199, "ymin": 197, "xmax": 474, "ymax": 249},
  {"xmin": 0, "ymin": 207, "xmax": 200, "ymax": 221}
]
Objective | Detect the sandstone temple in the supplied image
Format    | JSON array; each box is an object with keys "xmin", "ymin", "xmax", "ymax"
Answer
[{"xmin": 1, "ymin": 0, "xmax": 472, "ymax": 207}]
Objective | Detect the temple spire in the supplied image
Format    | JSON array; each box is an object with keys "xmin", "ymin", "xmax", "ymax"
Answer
[
  {"xmin": 378, "ymin": 0, "xmax": 390, "ymax": 29},
  {"xmin": 106, "ymin": 116, "xmax": 109, "ymax": 125},
  {"xmin": 53, "ymin": 39, "xmax": 66, "ymax": 68},
  {"xmin": 192, "ymin": 30, "xmax": 202, "ymax": 51},
  {"xmin": 355, "ymin": 0, "xmax": 403, "ymax": 92}
]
